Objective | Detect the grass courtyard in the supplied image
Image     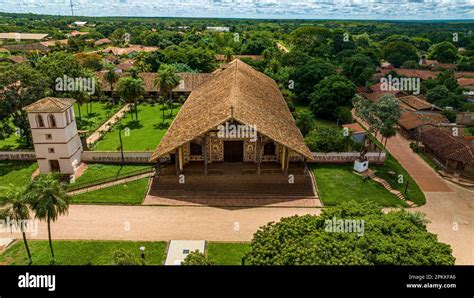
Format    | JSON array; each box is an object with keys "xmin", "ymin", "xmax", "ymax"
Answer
[
  {"xmin": 74, "ymin": 163, "xmax": 152, "ymax": 185},
  {"xmin": 93, "ymin": 103, "xmax": 181, "ymax": 151},
  {"xmin": 0, "ymin": 160, "xmax": 37, "ymax": 195},
  {"xmin": 0, "ymin": 240, "xmax": 251, "ymax": 265},
  {"xmin": 312, "ymin": 164, "xmax": 408, "ymax": 207},
  {"xmin": 71, "ymin": 178, "xmax": 149, "ymax": 205}
]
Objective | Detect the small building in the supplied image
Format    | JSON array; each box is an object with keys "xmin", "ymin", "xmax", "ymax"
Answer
[
  {"xmin": 398, "ymin": 111, "xmax": 450, "ymax": 139},
  {"xmin": 420, "ymin": 127, "xmax": 474, "ymax": 178},
  {"xmin": 458, "ymin": 77, "xmax": 474, "ymax": 101},
  {"xmin": 206, "ymin": 26, "xmax": 230, "ymax": 32},
  {"xmin": 68, "ymin": 30, "xmax": 89, "ymax": 37},
  {"xmin": 2, "ymin": 42, "xmax": 51, "ymax": 52},
  {"xmin": 24, "ymin": 97, "xmax": 83, "ymax": 176},
  {"xmin": 397, "ymin": 95, "xmax": 441, "ymax": 112},
  {"xmin": 342, "ymin": 123, "xmax": 366, "ymax": 143}
]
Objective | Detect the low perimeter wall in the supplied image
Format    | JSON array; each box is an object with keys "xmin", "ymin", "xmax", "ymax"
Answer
[
  {"xmin": 0, "ymin": 151, "xmax": 36, "ymax": 161},
  {"xmin": 310, "ymin": 152, "xmax": 386, "ymax": 163},
  {"xmin": 1, "ymin": 150, "xmax": 386, "ymax": 164},
  {"xmin": 82, "ymin": 151, "xmax": 153, "ymax": 164}
]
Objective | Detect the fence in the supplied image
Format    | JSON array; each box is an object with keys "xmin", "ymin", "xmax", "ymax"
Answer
[
  {"xmin": 81, "ymin": 151, "xmax": 153, "ymax": 164},
  {"xmin": 310, "ymin": 152, "xmax": 386, "ymax": 164},
  {"xmin": 0, "ymin": 151, "xmax": 36, "ymax": 161}
]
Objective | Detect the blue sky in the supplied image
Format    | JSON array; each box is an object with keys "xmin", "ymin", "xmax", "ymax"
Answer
[{"xmin": 0, "ymin": 0, "xmax": 473, "ymax": 20}]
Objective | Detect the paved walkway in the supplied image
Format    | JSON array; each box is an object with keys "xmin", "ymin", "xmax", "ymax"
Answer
[
  {"xmin": 0, "ymin": 206, "xmax": 321, "ymax": 242},
  {"xmin": 86, "ymin": 104, "xmax": 132, "ymax": 145}
]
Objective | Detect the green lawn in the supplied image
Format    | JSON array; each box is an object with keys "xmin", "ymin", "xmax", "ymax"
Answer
[
  {"xmin": 74, "ymin": 101, "xmax": 122, "ymax": 135},
  {"xmin": 0, "ymin": 118, "xmax": 30, "ymax": 150},
  {"xmin": 0, "ymin": 240, "xmax": 250, "ymax": 265},
  {"xmin": 0, "ymin": 161, "xmax": 37, "ymax": 195},
  {"xmin": 373, "ymin": 155, "xmax": 426, "ymax": 206},
  {"xmin": 74, "ymin": 163, "xmax": 152, "ymax": 185},
  {"xmin": 0, "ymin": 240, "xmax": 167, "ymax": 265},
  {"xmin": 71, "ymin": 178, "xmax": 149, "ymax": 205},
  {"xmin": 93, "ymin": 103, "xmax": 180, "ymax": 151},
  {"xmin": 206, "ymin": 242, "xmax": 250, "ymax": 265},
  {"xmin": 312, "ymin": 164, "xmax": 408, "ymax": 207}
]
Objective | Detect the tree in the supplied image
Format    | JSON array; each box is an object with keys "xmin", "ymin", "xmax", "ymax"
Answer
[
  {"xmin": 382, "ymin": 41, "xmax": 419, "ymax": 68},
  {"xmin": 342, "ymin": 54, "xmax": 376, "ymax": 86},
  {"xmin": 289, "ymin": 59, "xmax": 336, "ymax": 104},
  {"xmin": 224, "ymin": 47, "xmax": 234, "ymax": 63},
  {"xmin": 155, "ymin": 64, "xmax": 180, "ymax": 124},
  {"xmin": 353, "ymin": 94, "xmax": 382, "ymax": 137},
  {"xmin": 117, "ymin": 77, "xmax": 145, "ymax": 121},
  {"xmin": 294, "ymin": 110, "xmax": 314, "ymax": 136},
  {"xmin": 305, "ymin": 126, "xmax": 356, "ymax": 152},
  {"xmin": 410, "ymin": 37, "xmax": 432, "ymax": 51},
  {"xmin": 309, "ymin": 75, "xmax": 356, "ymax": 119},
  {"xmin": 27, "ymin": 174, "xmax": 70, "ymax": 264},
  {"xmin": 429, "ymin": 42, "xmax": 458, "ymax": 63},
  {"xmin": 375, "ymin": 94, "xmax": 402, "ymax": 151},
  {"xmin": 105, "ymin": 66, "xmax": 119, "ymax": 104},
  {"xmin": 287, "ymin": 26, "xmax": 331, "ymax": 56},
  {"xmin": 0, "ymin": 184, "xmax": 33, "ymax": 264},
  {"xmin": 241, "ymin": 31, "xmax": 274, "ymax": 55},
  {"xmin": 244, "ymin": 201, "xmax": 455, "ymax": 265},
  {"xmin": 181, "ymin": 251, "xmax": 215, "ymax": 265}
]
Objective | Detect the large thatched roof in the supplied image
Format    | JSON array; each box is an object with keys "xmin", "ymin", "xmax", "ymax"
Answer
[{"xmin": 150, "ymin": 59, "xmax": 312, "ymax": 162}]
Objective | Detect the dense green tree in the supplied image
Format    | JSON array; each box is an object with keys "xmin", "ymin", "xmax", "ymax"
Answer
[
  {"xmin": 429, "ymin": 41, "xmax": 458, "ymax": 63},
  {"xmin": 309, "ymin": 75, "xmax": 356, "ymax": 119},
  {"xmin": 342, "ymin": 54, "xmax": 376, "ymax": 86},
  {"xmin": 245, "ymin": 201, "xmax": 455, "ymax": 265},
  {"xmin": 382, "ymin": 41, "xmax": 419, "ymax": 68},
  {"xmin": 241, "ymin": 31, "xmax": 274, "ymax": 55},
  {"xmin": 287, "ymin": 26, "xmax": 331, "ymax": 56},
  {"xmin": 410, "ymin": 37, "xmax": 432, "ymax": 51},
  {"xmin": 181, "ymin": 251, "xmax": 215, "ymax": 265},
  {"xmin": 305, "ymin": 126, "xmax": 355, "ymax": 152},
  {"xmin": 289, "ymin": 59, "xmax": 336, "ymax": 104},
  {"xmin": 294, "ymin": 110, "xmax": 314, "ymax": 136}
]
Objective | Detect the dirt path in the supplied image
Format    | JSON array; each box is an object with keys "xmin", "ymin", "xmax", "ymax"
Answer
[{"xmin": 0, "ymin": 206, "xmax": 321, "ymax": 242}]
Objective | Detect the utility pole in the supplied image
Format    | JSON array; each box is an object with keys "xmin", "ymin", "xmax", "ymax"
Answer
[{"xmin": 70, "ymin": 0, "xmax": 74, "ymax": 16}]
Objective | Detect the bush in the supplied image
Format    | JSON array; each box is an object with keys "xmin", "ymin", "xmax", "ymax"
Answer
[
  {"xmin": 111, "ymin": 249, "xmax": 142, "ymax": 265},
  {"xmin": 441, "ymin": 109, "xmax": 457, "ymax": 123},
  {"xmin": 181, "ymin": 250, "xmax": 215, "ymax": 265},
  {"xmin": 305, "ymin": 126, "xmax": 358, "ymax": 152},
  {"xmin": 409, "ymin": 142, "xmax": 419, "ymax": 153},
  {"xmin": 295, "ymin": 110, "xmax": 314, "ymax": 136},
  {"xmin": 244, "ymin": 201, "xmax": 455, "ymax": 265},
  {"xmin": 335, "ymin": 106, "xmax": 353, "ymax": 124}
]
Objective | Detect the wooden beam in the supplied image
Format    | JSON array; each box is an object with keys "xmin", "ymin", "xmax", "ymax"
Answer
[
  {"xmin": 284, "ymin": 148, "xmax": 290, "ymax": 176},
  {"xmin": 256, "ymin": 135, "xmax": 261, "ymax": 175},
  {"xmin": 203, "ymin": 136, "xmax": 208, "ymax": 175},
  {"xmin": 178, "ymin": 146, "xmax": 184, "ymax": 173},
  {"xmin": 281, "ymin": 146, "xmax": 286, "ymax": 172},
  {"xmin": 175, "ymin": 149, "xmax": 179, "ymax": 176}
]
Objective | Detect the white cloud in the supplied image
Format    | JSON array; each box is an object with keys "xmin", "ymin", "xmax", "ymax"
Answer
[{"xmin": 0, "ymin": 0, "xmax": 472, "ymax": 19}]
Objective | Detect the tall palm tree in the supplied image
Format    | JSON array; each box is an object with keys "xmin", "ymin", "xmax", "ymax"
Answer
[
  {"xmin": 27, "ymin": 174, "xmax": 70, "ymax": 264},
  {"xmin": 155, "ymin": 64, "xmax": 180, "ymax": 125},
  {"xmin": 0, "ymin": 184, "xmax": 33, "ymax": 264},
  {"xmin": 117, "ymin": 77, "xmax": 145, "ymax": 121},
  {"xmin": 224, "ymin": 47, "xmax": 234, "ymax": 63},
  {"xmin": 105, "ymin": 67, "xmax": 119, "ymax": 104}
]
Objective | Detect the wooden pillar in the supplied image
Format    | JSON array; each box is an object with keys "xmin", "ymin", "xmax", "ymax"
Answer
[
  {"xmin": 284, "ymin": 148, "xmax": 290, "ymax": 176},
  {"xmin": 203, "ymin": 135, "xmax": 208, "ymax": 175},
  {"xmin": 256, "ymin": 135, "xmax": 261, "ymax": 175},
  {"xmin": 175, "ymin": 149, "xmax": 179, "ymax": 176},
  {"xmin": 178, "ymin": 146, "xmax": 184, "ymax": 173},
  {"xmin": 281, "ymin": 146, "xmax": 286, "ymax": 172}
]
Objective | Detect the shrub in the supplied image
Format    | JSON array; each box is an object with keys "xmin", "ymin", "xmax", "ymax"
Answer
[
  {"xmin": 111, "ymin": 249, "xmax": 142, "ymax": 265},
  {"xmin": 335, "ymin": 106, "xmax": 353, "ymax": 124},
  {"xmin": 181, "ymin": 250, "xmax": 215, "ymax": 265},
  {"xmin": 409, "ymin": 142, "xmax": 419, "ymax": 152},
  {"xmin": 441, "ymin": 109, "xmax": 457, "ymax": 123}
]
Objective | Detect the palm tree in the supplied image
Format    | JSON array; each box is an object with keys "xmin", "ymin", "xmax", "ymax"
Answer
[
  {"xmin": 155, "ymin": 64, "xmax": 180, "ymax": 125},
  {"xmin": 224, "ymin": 47, "xmax": 234, "ymax": 63},
  {"xmin": 116, "ymin": 77, "xmax": 145, "ymax": 121},
  {"xmin": 105, "ymin": 67, "xmax": 119, "ymax": 104},
  {"xmin": 27, "ymin": 174, "xmax": 70, "ymax": 264},
  {"xmin": 0, "ymin": 184, "xmax": 33, "ymax": 264}
]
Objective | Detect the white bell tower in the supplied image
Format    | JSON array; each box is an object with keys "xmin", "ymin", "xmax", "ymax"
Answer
[{"xmin": 24, "ymin": 97, "xmax": 83, "ymax": 175}]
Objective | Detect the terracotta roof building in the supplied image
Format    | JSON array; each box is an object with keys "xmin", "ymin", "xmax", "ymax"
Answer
[
  {"xmin": 149, "ymin": 59, "xmax": 312, "ymax": 176},
  {"xmin": 397, "ymin": 95, "xmax": 441, "ymax": 111},
  {"xmin": 420, "ymin": 127, "xmax": 474, "ymax": 178},
  {"xmin": 24, "ymin": 97, "xmax": 76, "ymax": 113},
  {"xmin": 398, "ymin": 111, "xmax": 450, "ymax": 139}
]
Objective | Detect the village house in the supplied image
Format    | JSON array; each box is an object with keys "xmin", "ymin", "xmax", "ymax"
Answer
[
  {"xmin": 397, "ymin": 111, "xmax": 451, "ymax": 139},
  {"xmin": 420, "ymin": 127, "xmax": 474, "ymax": 179}
]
